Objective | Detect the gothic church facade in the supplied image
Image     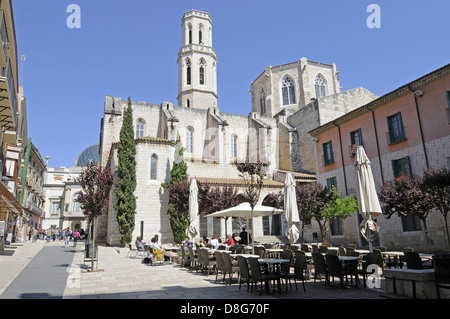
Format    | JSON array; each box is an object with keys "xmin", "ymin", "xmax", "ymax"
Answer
[{"xmin": 98, "ymin": 9, "xmax": 377, "ymax": 246}]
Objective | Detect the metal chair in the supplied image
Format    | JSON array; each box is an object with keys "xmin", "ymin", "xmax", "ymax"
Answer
[
  {"xmin": 247, "ymin": 257, "xmax": 279, "ymax": 296},
  {"xmin": 326, "ymin": 254, "xmax": 359, "ymax": 289},
  {"xmin": 236, "ymin": 255, "xmax": 251, "ymax": 293},
  {"xmin": 284, "ymin": 253, "xmax": 307, "ymax": 293},
  {"xmin": 188, "ymin": 246, "xmax": 198, "ymax": 270},
  {"xmin": 312, "ymin": 252, "xmax": 329, "ymax": 286},
  {"xmin": 432, "ymin": 254, "xmax": 450, "ymax": 299},
  {"xmin": 127, "ymin": 243, "xmax": 137, "ymax": 258},
  {"xmin": 214, "ymin": 251, "xmax": 226, "ymax": 283},
  {"xmin": 150, "ymin": 248, "xmax": 165, "ymax": 266},
  {"xmin": 404, "ymin": 251, "xmax": 433, "ymax": 270}
]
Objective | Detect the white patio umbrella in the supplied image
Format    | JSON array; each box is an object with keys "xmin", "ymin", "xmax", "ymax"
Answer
[
  {"xmin": 187, "ymin": 178, "xmax": 199, "ymax": 240},
  {"xmin": 354, "ymin": 145, "xmax": 382, "ymax": 252},
  {"xmin": 206, "ymin": 202, "xmax": 283, "ymax": 254},
  {"xmin": 284, "ymin": 173, "xmax": 300, "ymax": 244}
]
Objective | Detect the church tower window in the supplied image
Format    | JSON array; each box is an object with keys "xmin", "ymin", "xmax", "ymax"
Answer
[
  {"xmin": 186, "ymin": 127, "xmax": 194, "ymax": 153},
  {"xmin": 282, "ymin": 76, "xmax": 296, "ymax": 106},
  {"xmin": 199, "ymin": 24, "xmax": 204, "ymax": 44},
  {"xmin": 188, "ymin": 24, "xmax": 192, "ymax": 44},
  {"xmin": 231, "ymin": 135, "xmax": 238, "ymax": 158},
  {"xmin": 259, "ymin": 88, "xmax": 266, "ymax": 115},
  {"xmin": 186, "ymin": 59, "xmax": 191, "ymax": 85},
  {"xmin": 315, "ymin": 74, "xmax": 327, "ymax": 98},
  {"xmin": 136, "ymin": 119, "xmax": 145, "ymax": 138},
  {"xmin": 199, "ymin": 59, "xmax": 205, "ymax": 85},
  {"xmin": 150, "ymin": 154, "xmax": 158, "ymax": 180}
]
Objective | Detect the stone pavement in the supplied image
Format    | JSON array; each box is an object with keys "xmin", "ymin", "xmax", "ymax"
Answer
[{"xmin": 0, "ymin": 239, "xmax": 388, "ymax": 300}]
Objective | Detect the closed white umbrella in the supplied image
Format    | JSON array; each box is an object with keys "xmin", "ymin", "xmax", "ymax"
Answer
[
  {"xmin": 284, "ymin": 173, "xmax": 300, "ymax": 243},
  {"xmin": 188, "ymin": 178, "xmax": 199, "ymax": 240},
  {"xmin": 206, "ymin": 202, "xmax": 283, "ymax": 254},
  {"xmin": 354, "ymin": 146, "xmax": 382, "ymax": 252}
]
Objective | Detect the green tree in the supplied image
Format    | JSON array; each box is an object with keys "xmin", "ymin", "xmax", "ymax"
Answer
[
  {"xmin": 322, "ymin": 186, "xmax": 358, "ymax": 239},
  {"xmin": 166, "ymin": 133, "xmax": 189, "ymax": 243},
  {"xmin": 114, "ymin": 97, "xmax": 137, "ymax": 245}
]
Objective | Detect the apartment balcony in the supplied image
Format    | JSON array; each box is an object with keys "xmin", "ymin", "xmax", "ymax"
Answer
[
  {"xmin": 0, "ymin": 10, "xmax": 8, "ymax": 68},
  {"xmin": 24, "ymin": 201, "xmax": 43, "ymax": 217},
  {"xmin": 0, "ymin": 59, "xmax": 17, "ymax": 129}
]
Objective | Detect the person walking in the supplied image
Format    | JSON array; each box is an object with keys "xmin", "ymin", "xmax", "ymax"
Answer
[
  {"xmin": 32, "ymin": 228, "xmax": 38, "ymax": 243},
  {"xmin": 73, "ymin": 229, "xmax": 81, "ymax": 247},
  {"xmin": 64, "ymin": 227, "xmax": 71, "ymax": 248}
]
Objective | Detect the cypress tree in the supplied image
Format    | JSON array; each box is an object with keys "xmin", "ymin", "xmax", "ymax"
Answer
[
  {"xmin": 166, "ymin": 133, "xmax": 189, "ymax": 243},
  {"xmin": 114, "ymin": 97, "xmax": 137, "ymax": 245}
]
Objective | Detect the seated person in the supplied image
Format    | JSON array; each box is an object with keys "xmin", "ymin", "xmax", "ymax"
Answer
[
  {"xmin": 224, "ymin": 235, "xmax": 235, "ymax": 247},
  {"xmin": 150, "ymin": 237, "xmax": 172, "ymax": 262},
  {"xmin": 135, "ymin": 236, "xmax": 145, "ymax": 251},
  {"xmin": 183, "ymin": 237, "xmax": 193, "ymax": 247},
  {"xmin": 209, "ymin": 235, "xmax": 219, "ymax": 250}
]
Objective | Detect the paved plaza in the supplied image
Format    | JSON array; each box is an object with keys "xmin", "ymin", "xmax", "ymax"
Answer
[{"xmin": 0, "ymin": 239, "xmax": 391, "ymax": 301}]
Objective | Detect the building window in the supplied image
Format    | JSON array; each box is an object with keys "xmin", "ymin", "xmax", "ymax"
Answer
[
  {"xmin": 199, "ymin": 59, "xmax": 205, "ymax": 85},
  {"xmin": 186, "ymin": 59, "xmax": 191, "ymax": 85},
  {"xmin": 150, "ymin": 154, "xmax": 158, "ymax": 180},
  {"xmin": 387, "ymin": 112, "xmax": 405, "ymax": 144},
  {"xmin": 446, "ymin": 91, "xmax": 450, "ymax": 108},
  {"xmin": 186, "ymin": 99, "xmax": 190, "ymax": 108},
  {"xmin": 315, "ymin": 74, "xmax": 327, "ymax": 98},
  {"xmin": 323, "ymin": 141, "xmax": 334, "ymax": 165},
  {"xmin": 188, "ymin": 24, "xmax": 192, "ymax": 44},
  {"xmin": 51, "ymin": 201, "xmax": 60, "ymax": 215},
  {"xmin": 392, "ymin": 156, "xmax": 412, "ymax": 178},
  {"xmin": 72, "ymin": 193, "xmax": 81, "ymax": 212},
  {"xmin": 259, "ymin": 89, "xmax": 266, "ymax": 115},
  {"xmin": 186, "ymin": 127, "xmax": 194, "ymax": 153},
  {"xmin": 330, "ymin": 217, "xmax": 343, "ymax": 236},
  {"xmin": 198, "ymin": 24, "xmax": 203, "ymax": 44},
  {"xmin": 401, "ymin": 213, "xmax": 422, "ymax": 232},
  {"xmin": 350, "ymin": 128, "xmax": 363, "ymax": 156},
  {"xmin": 231, "ymin": 135, "xmax": 238, "ymax": 158},
  {"xmin": 326, "ymin": 176, "xmax": 337, "ymax": 190},
  {"xmin": 136, "ymin": 119, "xmax": 145, "ymax": 138},
  {"xmin": 282, "ymin": 76, "xmax": 296, "ymax": 106}
]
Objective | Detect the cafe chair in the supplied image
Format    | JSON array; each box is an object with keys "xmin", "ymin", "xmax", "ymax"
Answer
[
  {"xmin": 358, "ymin": 252, "xmax": 383, "ymax": 288},
  {"xmin": 150, "ymin": 248, "xmax": 165, "ymax": 266},
  {"xmin": 312, "ymin": 252, "xmax": 329, "ymax": 286},
  {"xmin": 248, "ymin": 257, "xmax": 280, "ymax": 296},
  {"xmin": 236, "ymin": 255, "xmax": 252, "ymax": 294},
  {"xmin": 127, "ymin": 243, "xmax": 137, "ymax": 258},
  {"xmin": 301, "ymin": 244, "xmax": 311, "ymax": 252},
  {"xmin": 404, "ymin": 251, "xmax": 433, "ymax": 270},
  {"xmin": 325, "ymin": 254, "xmax": 359, "ymax": 289},
  {"xmin": 319, "ymin": 246, "xmax": 328, "ymax": 254},
  {"xmin": 432, "ymin": 254, "xmax": 450, "ymax": 299},
  {"xmin": 283, "ymin": 253, "xmax": 307, "ymax": 293},
  {"xmin": 196, "ymin": 248, "xmax": 205, "ymax": 273},
  {"xmin": 347, "ymin": 244, "xmax": 357, "ymax": 250},
  {"xmin": 339, "ymin": 246, "xmax": 347, "ymax": 256},
  {"xmin": 214, "ymin": 251, "xmax": 226, "ymax": 283},
  {"xmin": 200, "ymin": 248, "xmax": 216, "ymax": 275},
  {"xmin": 188, "ymin": 246, "xmax": 198, "ymax": 270},
  {"xmin": 222, "ymin": 251, "xmax": 240, "ymax": 285}
]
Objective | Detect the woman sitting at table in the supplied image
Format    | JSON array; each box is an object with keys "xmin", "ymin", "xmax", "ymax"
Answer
[
  {"xmin": 210, "ymin": 235, "xmax": 219, "ymax": 249},
  {"xmin": 224, "ymin": 235, "xmax": 235, "ymax": 247},
  {"xmin": 150, "ymin": 237, "xmax": 172, "ymax": 261}
]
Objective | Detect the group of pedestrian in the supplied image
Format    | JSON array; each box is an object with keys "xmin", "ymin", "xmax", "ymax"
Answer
[{"xmin": 27, "ymin": 227, "xmax": 85, "ymax": 247}]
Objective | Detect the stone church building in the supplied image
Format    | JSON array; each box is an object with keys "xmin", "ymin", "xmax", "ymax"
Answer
[{"xmin": 98, "ymin": 9, "xmax": 377, "ymax": 246}]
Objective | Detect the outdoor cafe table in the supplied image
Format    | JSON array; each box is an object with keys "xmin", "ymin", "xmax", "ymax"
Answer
[{"xmin": 381, "ymin": 251, "xmax": 434, "ymax": 268}]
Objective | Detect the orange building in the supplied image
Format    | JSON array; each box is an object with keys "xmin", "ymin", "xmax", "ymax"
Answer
[{"xmin": 309, "ymin": 64, "xmax": 450, "ymax": 251}]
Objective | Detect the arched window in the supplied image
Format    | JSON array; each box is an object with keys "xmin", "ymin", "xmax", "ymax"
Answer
[
  {"xmin": 186, "ymin": 127, "xmax": 194, "ymax": 153},
  {"xmin": 188, "ymin": 24, "xmax": 192, "ymax": 44},
  {"xmin": 72, "ymin": 192, "xmax": 81, "ymax": 212},
  {"xmin": 315, "ymin": 74, "xmax": 327, "ymax": 98},
  {"xmin": 231, "ymin": 135, "xmax": 238, "ymax": 158},
  {"xmin": 150, "ymin": 154, "xmax": 158, "ymax": 180},
  {"xmin": 199, "ymin": 59, "xmax": 205, "ymax": 85},
  {"xmin": 199, "ymin": 24, "xmax": 204, "ymax": 44},
  {"xmin": 259, "ymin": 88, "xmax": 266, "ymax": 115},
  {"xmin": 282, "ymin": 76, "xmax": 296, "ymax": 106},
  {"xmin": 186, "ymin": 59, "xmax": 191, "ymax": 85},
  {"xmin": 136, "ymin": 119, "xmax": 145, "ymax": 138}
]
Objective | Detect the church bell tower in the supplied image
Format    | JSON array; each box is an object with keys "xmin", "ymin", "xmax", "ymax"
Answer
[{"xmin": 177, "ymin": 10, "xmax": 218, "ymax": 109}]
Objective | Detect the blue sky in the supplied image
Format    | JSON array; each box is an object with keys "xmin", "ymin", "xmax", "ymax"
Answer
[{"xmin": 13, "ymin": 0, "xmax": 450, "ymax": 168}]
